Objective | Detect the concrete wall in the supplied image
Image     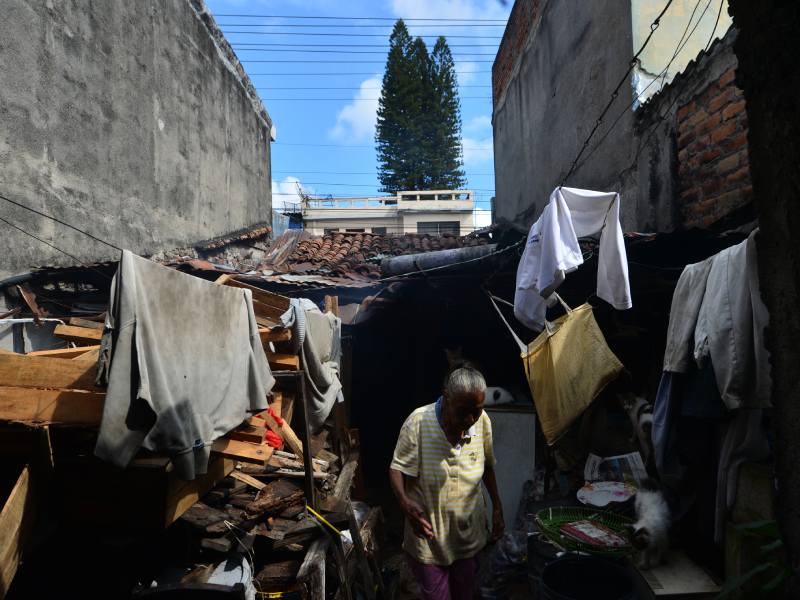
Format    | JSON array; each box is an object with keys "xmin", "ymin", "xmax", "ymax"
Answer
[
  {"xmin": 492, "ymin": 0, "xmax": 639, "ymax": 228},
  {"xmin": 0, "ymin": 0, "xmax": 273, "ymax": 279},
  {"xmin": 492, "ymin": 1, "xmax": 745, "ymax": 233}
]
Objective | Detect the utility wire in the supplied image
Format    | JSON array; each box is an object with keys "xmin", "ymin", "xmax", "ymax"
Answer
[
  {"xmin": 559, "ymin": 0, "xmax": 675, "ymax": 186},
  {"xmin": 273, "ymin": 181, "xmax": 495, "ymax": 190},
  {"xmin": 273, "ymin": 142, "xmax": 491, "ymax": 150},
  {"xmin": 257, "ymin": 86, "xmax": 491, "ymax": 90},
  {"xmin": 704, "ymin": 0, "xmax": 726, "ymax": 53},
  {"xmin": 272, "ymin": 170, "xmax": 495, "ymax": 175},
  {"xmin": 0, "ymin": 192, "xmax": 122, "ymax": 252},
  {"xmin": 246, "ymin": 71, "xmax": 492, "ymax": 75},
  {"xmin": 234, "ymin": 42, "xmax": 499, "ymax": 47},
  {"xmin": 242, "ymin": 59, "xmax": 495, "ymax": 64},
  {"xmin": 234, "ymin": 48, "xmax": 498, "ymax": 55},
  {"xmin": 261, "ymin": 96, "xmax": 491, "ymax": 100},
  {"xmin": 0, "ymin": 215, "xmax": 114, "ymax": 281},
  {"xmin": 212, "ymin": 14, "xmax": 507, "ymax": 22},
  {"xmin": 217, "ymin": 22, "xmax": 506, "ymax": 28},
  {"xmin": 222, "ymin": 31, "xmax": 502, "ymax": 38}
]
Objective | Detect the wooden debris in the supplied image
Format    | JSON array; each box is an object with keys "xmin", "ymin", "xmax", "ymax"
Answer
[
  {"xmin": 254, "ymin": 561, "xmax": 301, "ymax": 586},
  {"xmin": 0, "ymin": 352, "xmax": 101, "ymax": 391},
  {"xmin": 179, "ymin": 502, "xmax": 228, "ymax": 531},
  {"xmin": 53, "ymin": 324, "xmax": 103, "ymax": 344},
  {"xmin": 267, "ymin": 353, "xmax": 300, "ymax": 371},
  {"xmin": 68, "ymin": 317, "xmax": 105, "ymax": 331},
  {"xmin": 227, "ymin": 422, "xmax": 266, "ymax": 445},
  {"xmin": 210, "ymin": 438, "xmax": 273, "ymax": 465},
  {"xmin": 261, "ymin": 412, "xmax": 304, "ymax": 460},
  {"xmin": 259, "ymin": 327, "xmax": 292, "ymax": 343},
  {"xmin": 230, "ymin": 470, "xmax": 266, "ymax": 491},
  {"xmin": 246, "ymin": 479, "xmax": 304, "ymax": 516},
  {"xmin": 26, "ymin": 345, "xmax": 100, "ymax": 359},
  {"xmin": 200, "ymin": 537, "xmax": 232, "ymax": 553},
  {"xmin": 0, "ymin": 387, "xmax": 104, "ymax": 425}
]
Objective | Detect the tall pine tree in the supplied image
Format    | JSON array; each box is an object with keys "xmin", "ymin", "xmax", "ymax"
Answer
[{"xmin": 376, "ymin": 24, "xmax": 465, "ymax": 193}]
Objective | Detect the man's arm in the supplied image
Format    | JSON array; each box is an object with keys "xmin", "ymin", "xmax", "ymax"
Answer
[
  {"xmin": 389, "ymin": 467, "xmax": 434, "ymax": 540},
  {"xmin": 483, "ymin": 465, "xmax": 505, "ymax": 542}
]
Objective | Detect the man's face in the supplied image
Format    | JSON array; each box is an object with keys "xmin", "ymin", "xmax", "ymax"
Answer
[{"xmin": 443, "ymin": 390, "xmax": 486, "ymax": 433}]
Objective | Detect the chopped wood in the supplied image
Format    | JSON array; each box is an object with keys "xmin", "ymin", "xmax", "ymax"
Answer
[
  {"xmin": 261, "ymin": 412, "xmax": 304, "ymax": 460},
  {"xmin": 315, "ymin": 449, "xmax": 338, "ymax": 467},
  {"xmin": 268, "ymin": 455, "xmax": 304, "ymax": 470},
  {"xmin": 274, "ymin": 450, "xmax": 329, "ymax": 470},
  {"xmin": 227, "ymin": 423, "xmax": 266, "ymax": 445},
  {"xmin": 259, "ymin": 327, "xmax": 292, "ymax": 343},
  {"xmin": 254, "ymin": 561, "xmax": 301, "ymax": 587},
  {"xmin": 261, "ymin": 469, "xmax": 329, "ymax": 480},
  {"xmin": 179, "ymin": 502, "xmax": 228, "ymax": 531},
  {"xmin": 246, "ymin": 479, "xmax": 304, "ymax": 516},
  {"xmin": 267, "ymin": 353, "xmax": 300, "ymax": 371},
  {"xmin": 53, "ymin": 324, "xmax": 103, "ymax": 344},
  {"xmin": 68, "ymin": 317, "xmax": 105, "ymax": 331},
  {"xmin": 164, "ymin": 457, "xmax": 236, "ymax": 527},
  {"xmin": 230, "ymin": 470, "xmax": 267, "ymax": 491},
  {"xmin": 0, "ymin": 352, "xmax": 101, "ymax": 391},
  {"xmin": 228, "ymin": 494, "xmax": 256, "ymax": 510},
  {"xmin": 200, "ymin": 537, "xmax": 232, "ymax": 553},
  {"xmin": 0, "ymin": 387, "xmax": 104, "ymax": 425},
  {"xmin": 26, "ymin": 345, "xmax": 101, "ymax": 359},
  {"xmin": 210, "ymin": 438, "xmax": 273, "ymax": 465}
]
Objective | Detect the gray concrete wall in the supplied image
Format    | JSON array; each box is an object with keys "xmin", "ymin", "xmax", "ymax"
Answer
[
  {"xmin": 0, "ymin": 0, "xmax": 272, "ymax": 279},
  {"xmin": 492, "ymin": 0, "xmax": 637, "ymax": 228}
]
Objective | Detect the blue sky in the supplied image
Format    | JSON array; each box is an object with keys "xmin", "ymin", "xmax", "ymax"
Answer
[{"xmin": 204, "ymin": 0, "xmax": 513, "ymax": 229}]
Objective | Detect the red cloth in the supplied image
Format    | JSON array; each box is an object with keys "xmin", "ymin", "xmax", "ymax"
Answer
[
  {"xmin": 265, "ymin": 430, "xmax": 284, "ymax": 450},
  {"xmin": 268, "ymin": 406, "xmax": 284, "ymax": 426}
]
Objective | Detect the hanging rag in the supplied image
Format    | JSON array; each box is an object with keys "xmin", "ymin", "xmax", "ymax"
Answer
[
  {"xmin": 95, "ymin": 251, "xmax": 274, "ymax": 480},
  {"xmin": 514, "ymin": 187, "xmax": 632, "ymax": 331},
  {"xmin": 489, "ymin": 292, "xmax": 623, "ymax": 444},
  {"xmin": 279, "ymin": 298, "xmax": 343, "ymax": 432}
]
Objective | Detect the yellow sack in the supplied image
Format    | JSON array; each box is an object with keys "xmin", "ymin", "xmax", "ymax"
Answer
[{"xmin": 522, "ymin": 296, "xmax": 623, "ymax": 445}]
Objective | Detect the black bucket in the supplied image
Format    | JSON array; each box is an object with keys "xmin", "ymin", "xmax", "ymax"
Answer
[{"xmin": 539, "ymin": 555, "xmax": 634, "ymax": 600}]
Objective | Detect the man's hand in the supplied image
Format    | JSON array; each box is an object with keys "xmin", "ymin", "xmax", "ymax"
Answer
[
  {"xmin": 490, "ymin": 505, "xmax": 505, "ymax": 543},
  {"xmin": 403, "ymin": 498, "xmax": 435, "ymax": 540}
]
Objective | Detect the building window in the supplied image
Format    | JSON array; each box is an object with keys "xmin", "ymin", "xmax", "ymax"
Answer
[
  {"xmin": 345, "ymin": 228, "xmax": 365, "ymax": 233},
  {"xmin": 417, "ymin": 221, "xmax": 460, "ymax": 235},
  {"xmin": 371, "ymin": 227, "xmax": 387, "ymax": 234},
  {"xmin": 323, "ymin": 228, "xmax": 339, "ymax": 234}
]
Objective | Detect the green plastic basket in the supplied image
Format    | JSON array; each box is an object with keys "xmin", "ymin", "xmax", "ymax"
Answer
[{"xmin": 535, "ymin": 506, "xmax": 635, "ymax": 556}]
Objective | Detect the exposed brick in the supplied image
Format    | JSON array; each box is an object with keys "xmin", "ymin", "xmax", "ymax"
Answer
[
  {"xmin": 722, "ymin": 99, "xmax": 747, "ymax": 121},
  {"xmin": 678, "ymin": 129, "xmax": 696, "ymax": 150},
  {"xmin": 720, "ymin": 130, "xmax": 749, "ymax": 152},
  {"xmin": 702, "ymin": 178, "xmax": 723, "ymax": 196},
  {"xmin": 679, "ymin": 186, "xmax": 701, "ymax": 204},
  {"xmin": 701, "ymin": 147, "xmax": 723, "ymax": 163},
  {"xmin": 678, "ymin": 148, "xmax": 689, "ymax": 165},
  {"xmin": 696, "ymin": 112, "xmax": 723, "ymax": 135},
  {"xmin": 685, "ymin": 108, "xmax": 710, "ymax": 130},
  {"xmin": 715, "ymin": 187, "xmax": 750, "ymax": 212},
  {"xmin": 726, "ymin": 165, "xmax": 751, "ymax": 186},
  {"xmin": 716, "ymin": 152, "xmax": 741, "ymax": 175},
  {"xmin": 677, "ymin": 100, "xmax": 696, "ymax": 121},
  {"xmin": 710, "ymin": 120, "xmax": 739, "ymax": 144},
  {"xmin": 708, "ymin": 87, "xmax": 735, "ymax": 114},
  {"xmin": 719, "ymin": 67, "xmax": 736, "ymax": 87}
]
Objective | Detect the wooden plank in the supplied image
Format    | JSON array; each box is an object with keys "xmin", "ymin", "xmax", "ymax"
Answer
[
  {"xmin": 282, "ymin": 392, "xmax": 295, "ymax": 425},
  {"xmin": 230, "ymin": 469, "xmax": 266, "ymax": 491},
  {"xmin": 269, "ymin": 390, "xmax": 283, "ymax": 417},
  {"xmin": 259, "ymin": 327, "xmax": 292, "ymax": 343},
  {"xmin": 0, "ymin": 466, "xmax": 35, "ymax": 598},
  {"xmin": 227, "ymin": 423, "xmax": 266, "ymax": 445},
  {"xmin": 53, "ymin": 324, "xmax": 103, "ymax": 344},
  {"xmin": 0, "ymin": 387, "xmax": 104, "ymax": 425},
  {"xmin": 219, "ymin": 278, "xmax": 291, "ymax": 312},
  {"xmin": 164, "ymin": 457, "xmax": 236, "ymax": 527},
  {"xmin": 26, "ymin": 345, "xmax": 100, "ymax": 359},
  {"xmin": 0, "ymin": 352, "xmax": 101, "ymax": 391},
  {"xmin": 267, "ymin": 353, "xmax": 300, "ymax": 371},
  {"xmin": 246, "ymin": 479, "xmax": 304, "ymax": 516},
  {"xmin": 68, "ymin": 317, "xmax": 104, "ymax": 331},
  {"xmin": 210, "ymin": 439, "xmax": 273, "ymax": 465},
  {"xmin": 261, "ymin": 411, "xmax": 304, "ymax": 459},
  {"xmin": 72, "ymin": 348, "xmax": 100, "ymax": 363}
]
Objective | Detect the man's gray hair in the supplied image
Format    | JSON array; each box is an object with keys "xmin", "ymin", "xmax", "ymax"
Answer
[{"xmin": 444, "ymin": 367, "xmax": 487, "ymax": 397}]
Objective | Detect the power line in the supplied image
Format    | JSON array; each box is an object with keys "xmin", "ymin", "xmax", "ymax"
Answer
[
  {"xmin": 222, "ymin": 31, "xmax": 503, "ymax": 38},
  {"xmin": 0, "ymin": 192, "xmax": 122, "ymax": 252},
  {"xmin": 559, "ymin": 0, "xmax": 676, "ymax": 186},
  {"xmin": 257, "ymin": 86, "xmax": 491, "ymax": 90},
  {"xmin": 234, "ymin": 42, "xmax": 499, "ymax": 48},
  {"xmin": 212, "ymin": 14, "xmax": 507, "ymax": 22},
  {"xmin": 272, "ymin": 170, "xmax": 495, "ymax": 175},
  {"xmin": 272, "ymin": 181, "xmax": 496, "ymax": 191},
  {"xmin": 273, "ymin": 142, "xmax": 491, "ymax": 149},
  {"xmin": 0, "ymin": 215, "xmax": 114, "ymax": 281},
  {"xmin": 218, "ymin": 22, "xmax": 506, "ymax": 28},
  {"xmin": 261, "ymin": 97, "xmax": 491, "ymax": 100},
  {"xmin": 246, "ymin": 71, "xmax": 492, "ymax": 76},
  {"xmin": 242, "ymin": 59, "xmax": 495, "ymax": 64},
  {"xmin": 233, "ymin": 48, "xmax": 497, "ymax": 55}
]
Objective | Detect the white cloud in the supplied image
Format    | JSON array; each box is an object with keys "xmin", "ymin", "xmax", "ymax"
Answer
[
  {"xmin": 271, "ymin": 176, "xmax": 313, "ymax": 211},
  {"xmin": 474, "ymin": 208, "xmax": 492, "ymax": 228},
  {"xmin": 463, "ymin": 135, "xmax": 493, "ymax": 165},
  {"xmin": 456, "ymin": 61, "xmax": 482, "ymax": 86},
  {"xmin": 464, "ymin": 114, "xmax": 492, "ymax": 134},
  {"xmin": 329, "ymin": 75, "xmax": 383, "ymax": 143},
  {"xmin": 390, "ymin": 0, "xmax": 510, "ymax": 22}
]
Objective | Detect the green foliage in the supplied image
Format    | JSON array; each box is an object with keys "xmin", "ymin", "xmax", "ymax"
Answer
[
  {"xmin": 717, "ymin": 520, "xmax": 790, "ymax": 599},
  {"xmin": 376, "ymin": 23, "xmax": 466, "ymax": 193}
]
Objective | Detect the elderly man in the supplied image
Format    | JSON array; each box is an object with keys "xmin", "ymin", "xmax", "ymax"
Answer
[{"xmin": 389, "ymin": 366, "xmax": 504, "ymax": 600}]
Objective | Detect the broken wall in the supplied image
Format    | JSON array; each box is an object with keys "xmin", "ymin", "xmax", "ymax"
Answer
[{"xmin": 0, "ymin": 0, "xmax": 273, "ymax": 279}]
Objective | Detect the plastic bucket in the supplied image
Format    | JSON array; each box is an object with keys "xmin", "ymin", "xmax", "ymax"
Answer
[{"xmin": 539, "ymin": 555, "xmax": 634, "ymax": 600}]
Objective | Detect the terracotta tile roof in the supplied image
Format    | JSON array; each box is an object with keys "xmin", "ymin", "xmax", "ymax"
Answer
[{"xmin": 281, "ymin": 232, "xmax": 490, "ymax": 279}]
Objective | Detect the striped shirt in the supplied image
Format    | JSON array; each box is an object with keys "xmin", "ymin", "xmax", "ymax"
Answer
[{"xmin": 390, "ymin": 402, "xmax": 496, "ymax": 565}]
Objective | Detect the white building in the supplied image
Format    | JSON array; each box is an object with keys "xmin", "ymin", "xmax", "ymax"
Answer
[{"xmin": 301, "ymin": 190, "xmax": 475, "ymax": 236}]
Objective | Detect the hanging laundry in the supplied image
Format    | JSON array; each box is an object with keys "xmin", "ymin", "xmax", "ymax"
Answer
[
  {"xmin": 95, "ymin": 251, "xmax": 275, "ymax": 480},
  {"xmin": 514, "ymin": 187, "xmax": 632, "ymax": 331}
]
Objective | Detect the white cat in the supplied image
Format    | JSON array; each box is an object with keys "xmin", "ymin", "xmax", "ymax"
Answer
[{"xmin": 631, "ymin": 479, "xmax": 670, "ymax": 569}]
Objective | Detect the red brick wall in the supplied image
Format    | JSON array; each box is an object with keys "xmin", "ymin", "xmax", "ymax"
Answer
[
  {"xmin": 492, "ymin": 0, "xmax": 541, "ymax": 105},
  {"xmin": 677, "ymin": 66, "xmax": 752, "ymax": 228}
]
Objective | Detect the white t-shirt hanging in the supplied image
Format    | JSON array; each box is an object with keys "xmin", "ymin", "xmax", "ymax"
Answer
[{"xmin": 514, "ymin": 186, "xmax": 632, "ymax": 330}]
